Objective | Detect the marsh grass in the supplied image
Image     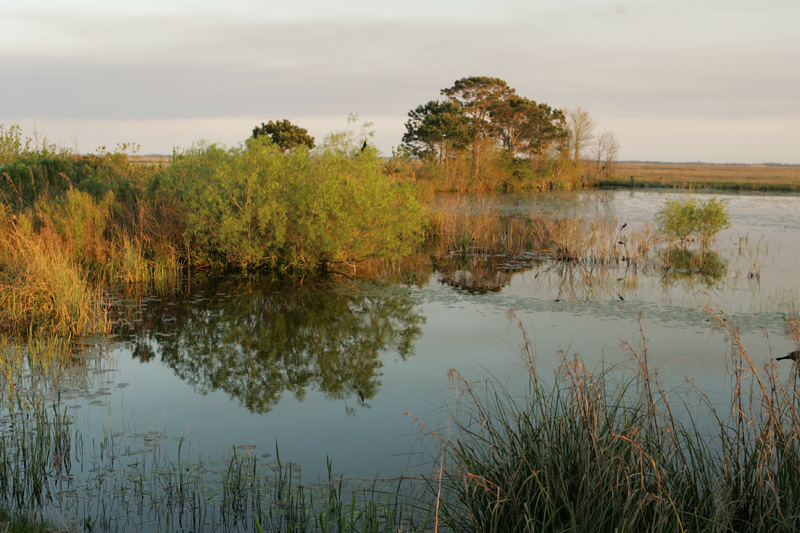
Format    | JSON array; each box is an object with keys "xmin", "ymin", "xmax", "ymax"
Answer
[
  {"xmin": 0, "ymin": 336, "xmax": 431, "ymax": 531},
  {"xmin": 428, "ymin": 195, "xmax": 659, "ymax": 269},
  {"xmin": 424, "ymin": 308, "xmax": 800, "ymax": 532},
  {"xmin": 599, "ymin": 162, "xmax": 800, "ymax": 192},
  {"xmin": 0, "ymin": 219, "xmax": 107, "ymax": 337}
]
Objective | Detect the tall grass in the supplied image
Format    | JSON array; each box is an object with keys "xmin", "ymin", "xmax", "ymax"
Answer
[
  {"xmin": 428, "ymin": 195, "xmax": 657, "ymax": 267},
  {"xmin": 427, "ymin": 309, "xmax": 800, "ymax": 532},
  {"xmin": 0, "ymin": 212, "xmax": 107, "ymax": 337}
]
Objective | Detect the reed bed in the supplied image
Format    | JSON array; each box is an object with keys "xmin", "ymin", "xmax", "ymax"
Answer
[
  {"xmin": 425, "ymin": 309, "xmax": 800, "ymax": 532},
  {"xmin": 0, "ymin": 336, "xmax": 432, "ymax": 531},
  {"xmin": 0, "ymin": 219, "xmax": 107, "ymax": 338},
  {"xmin": 428, "ymin": 195, "xmax": 659, "ymax": 268},
  {"xmin": 0, "ymin": 191, "xmax": 182, "ymax": 337}
]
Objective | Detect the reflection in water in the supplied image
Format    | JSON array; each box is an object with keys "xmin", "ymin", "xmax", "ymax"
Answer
[
  {"xmin": 117, "ymin": 277, "xmax": 425, "ymax": 413},
  {"xmin": 661, "ymin": 247, "xmax": 728, "ymax": 288},
  {"xmin": 432, "ymin": 251, "xmax": 546, "ymax": 294}
]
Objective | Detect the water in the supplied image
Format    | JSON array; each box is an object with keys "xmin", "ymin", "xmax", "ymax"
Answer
[{"xmin": 3, "ymin": 189, "xmax": 800, "ymax": 528}]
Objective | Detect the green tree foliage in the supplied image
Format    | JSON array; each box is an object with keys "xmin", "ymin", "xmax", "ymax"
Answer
[
  {"xmin": 401, "ymin": 77, "xmax": 573, "ymax": 189},
  {"xmin": 158, "ymin": 136, "xmax": 425, "ymax": 272},
  {"xmin": 490, "ymin": 96, "xmax": 568, "ymax": 158},
  {"xmin": 251, "ymin": 119, "xmax": 315, "ymax": 152},
  {"xmin": 655, "ymin": 196, "xmax": 731, "ymax": 248},
  {"xmin": 442, "ymin": 76, "xmax": 515, "ymax": 140},
  {"xmin": 401, "ymin": 101, "xmax": 473, "ymax": 160}
]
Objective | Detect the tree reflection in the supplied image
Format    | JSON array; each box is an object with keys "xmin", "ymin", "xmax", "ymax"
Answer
[{"xmin": 122, "ymin": 277, "xmax": 424, "ymax": 414}]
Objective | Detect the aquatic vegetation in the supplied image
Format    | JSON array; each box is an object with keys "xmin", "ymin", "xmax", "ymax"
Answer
[
  {"xmin": 0, "ymin": 214, "xmax": 108, "ymax": 337},
  {"xmin": 424, "ymin": 309, "xmax": 800, "ymax": 532},
  {"xmin": 656, "ymin": 196, "xmax": 731, "ymax": 249},
  {"xmin": 428, "ymin": 195, "xmax": 659, "ymax": 269},
  {"xmin": 0, "ymin": 335, "xmax": 432, "ymax": 531}
]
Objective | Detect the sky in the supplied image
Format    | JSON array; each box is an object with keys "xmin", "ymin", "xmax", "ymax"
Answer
[{"xmin": 1, "ymin": 0, "xmax": 798, "ymax": 164}]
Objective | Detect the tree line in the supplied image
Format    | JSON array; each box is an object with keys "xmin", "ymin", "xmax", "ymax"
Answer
[{"xmin": 251, "ymin": 77, "xmax": 619, "ymax": 191}]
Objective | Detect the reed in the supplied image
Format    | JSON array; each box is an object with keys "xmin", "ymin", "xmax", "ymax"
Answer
[
  {"xmin": 428, "ymin": 197, "xmax": 658, "ymax": 268},
  {"xmin": 426, "ymin": 309, "xmax": 800, "ymax": 532},
  {"xmin": 0, "ymin": 337, "xmax": 431, "ymax": 531},
  {"xmin": 0, "ymin": 216, "xmax": 107, "ymax": 337}
]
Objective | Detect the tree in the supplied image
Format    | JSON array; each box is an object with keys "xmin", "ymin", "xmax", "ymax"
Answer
[
  {"xmin": 566, "ymin": 107, "xmax": 596, "ymax": 161},
  {"xmin": 401, "ymin": 76, "xmax": 588, "ymax": 189},
  {"xmin": 592, "ymin": 129, "xmax": 620, "ymax": 177},
  {"xmin": 442, "ymin": 76, "xmax": 515, "ymax": 140},
  {"xmin": 490, "ymin": 97, "xmax": 568, "ymax": 158},
  {"xmin": 401, "ymin": 100, "xmax": 473, "ymax": 161},
  {"xmin": 441, "ymin": 77, "xmax": 516, "ymax": 176},
  {"xmin": 252, "ymin": 120, "xmax": 315, "ymax": 152}
]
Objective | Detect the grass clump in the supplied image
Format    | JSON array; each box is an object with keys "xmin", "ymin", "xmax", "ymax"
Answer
[
  {"xmin": 0, "ymin": 211, "xmax": 107, "ymax": 337},
  {"xmin": 428, "ymin": 309, "xmax": 800, "ymax": 532}
]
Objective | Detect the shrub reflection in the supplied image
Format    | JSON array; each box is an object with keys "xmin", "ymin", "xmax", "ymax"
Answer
[{"xmin": 120, "ymin": 276, "xmax": 424, "ymax": 413}]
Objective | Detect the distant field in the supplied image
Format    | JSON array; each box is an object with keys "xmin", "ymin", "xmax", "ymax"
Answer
[
  {"xmin": 130, "ymin": 157, "xmax": 800, "ymax": 192},
  {"xmin": 129, "ymin": 155, "xmax": 171, "ymax": 166},
  {"xmin": 599, "ymin": 162, "xmax": 800, "ymax": 191}
]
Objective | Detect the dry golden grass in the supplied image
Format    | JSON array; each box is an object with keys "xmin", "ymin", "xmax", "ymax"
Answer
[{"xmin": 600, "ymin": 162, "xmax": 800, "ymax": 191}]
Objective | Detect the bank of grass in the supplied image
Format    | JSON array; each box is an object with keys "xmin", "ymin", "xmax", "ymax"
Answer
[
  {"xmin": 4, "ymin": 311, "xmax": 800, "ymax": 531},
  {"xmin": 0, "ymin": 136, "xmax": 427, "ymax": 336},
  {"xmin": 426, "ymin": 310, "xmax": 800, "ymax": 532},
  {"xmin": 597, "ymin": 162, "xmax": 800, "ymax": 191}
]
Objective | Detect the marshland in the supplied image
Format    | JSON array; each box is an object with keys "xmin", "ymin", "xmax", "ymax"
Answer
[{"xmin": 2, "ymin": 112, "xmax": 800, "ymax": 532}]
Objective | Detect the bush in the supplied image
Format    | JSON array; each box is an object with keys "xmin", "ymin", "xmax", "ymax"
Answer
[
  {"xmin": 655, "ymin": 196, "xmax": 730, "ymax": 248},
  {"xmin": 157, "ymin": 137, "xmax": 427, "ymax": 273}
]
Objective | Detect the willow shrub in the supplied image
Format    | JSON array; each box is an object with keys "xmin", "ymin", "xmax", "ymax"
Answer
[
  {"xmin": 158, "ymin": 137, "xmax": 426, "ymax": 273},
  {"xmin": 656, "ymin": 196, "xmax": 731, "ymax": 249}
]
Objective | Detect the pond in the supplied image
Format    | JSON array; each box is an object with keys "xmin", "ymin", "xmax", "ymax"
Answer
[{"xmin": 2, "ymin": 189, "xmax": 799, "ymax": 530}]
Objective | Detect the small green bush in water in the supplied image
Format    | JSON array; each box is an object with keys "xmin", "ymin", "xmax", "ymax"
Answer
[{"xmin": 655, "ymin": 196, "xmax": 730, "ymax": 248}]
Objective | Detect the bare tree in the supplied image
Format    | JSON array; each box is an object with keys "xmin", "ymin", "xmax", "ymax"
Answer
[
  {"xmin": 566, "ymin": 107, "xmax": 595, "ymax": 161},
  {"xmin": 593, "ymin": 129, "xmax": 620, "ymax": 177}
]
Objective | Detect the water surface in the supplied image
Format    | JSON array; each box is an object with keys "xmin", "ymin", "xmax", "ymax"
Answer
[{"xmin": 5, "ymin": 189, "xmax": 800, "ymax": 528}]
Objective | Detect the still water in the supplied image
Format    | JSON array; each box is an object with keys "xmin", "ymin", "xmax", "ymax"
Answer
[{"xmin": 7, "ymin": 189, "xmax": 800, "ymax": 525}]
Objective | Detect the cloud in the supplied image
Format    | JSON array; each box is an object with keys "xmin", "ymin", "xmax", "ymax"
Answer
[{"xmin": 1, "ymin": 0, "xmax": 798, "ymax": 161}]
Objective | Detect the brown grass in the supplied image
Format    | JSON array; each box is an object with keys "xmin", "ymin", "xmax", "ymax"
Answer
[{"xmin": 598, "ymin": 162, "xmax": 800, "ymax": 191}]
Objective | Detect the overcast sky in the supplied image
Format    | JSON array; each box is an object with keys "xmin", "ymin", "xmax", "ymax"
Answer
[{"xmin": 1, "ymin": 0, "xmax": 798, "ymax": 163}]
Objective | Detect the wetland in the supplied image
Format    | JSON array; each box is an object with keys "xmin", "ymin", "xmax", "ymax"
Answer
[{"xmin": 3, "ymin": 187, "xmax": 800, "ymax": 531}]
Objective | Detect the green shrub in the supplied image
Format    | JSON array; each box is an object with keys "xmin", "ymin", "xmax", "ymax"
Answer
[
  {"xmin": 157, "ymin": 137, "xmax": 426, "ymax": 273},
  {"xmin": 655, "ymin": 196, "xmax": 730, "ymax": 248}
]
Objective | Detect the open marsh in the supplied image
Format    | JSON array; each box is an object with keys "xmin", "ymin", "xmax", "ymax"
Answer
[
  {"xmin": 603, "ymin": 162, "xmax": 800, "ymax": 191},
  {"xmin": 2, "ymin": 189, "xmax": 800, "ymax": 530}
]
